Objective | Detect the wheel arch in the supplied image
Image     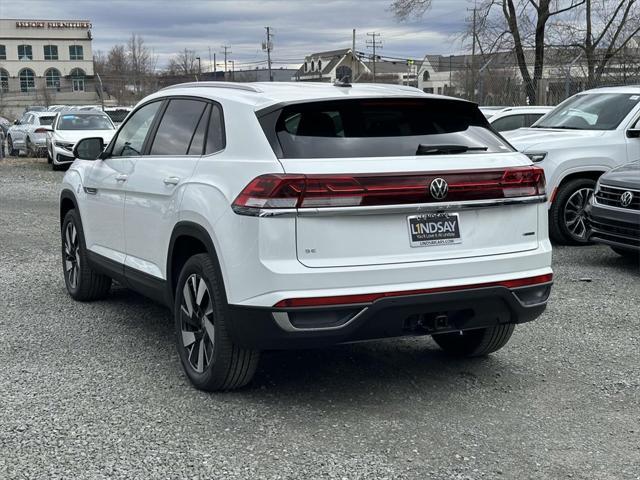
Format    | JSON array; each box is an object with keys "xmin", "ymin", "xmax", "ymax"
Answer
[
  {"xmin": 60, "ymin": 189, "xmax": 78, "ymax": 226},
  {"xmin": 551, "ymin": 169, "xmax": 605, "ymax": 203},
  {"xmin": 167, "ymin": 222, "xmax": 226, "ymax": 307}
]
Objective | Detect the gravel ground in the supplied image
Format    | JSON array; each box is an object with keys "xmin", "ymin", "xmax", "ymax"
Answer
[{"xmin": 1, "ymin": 157, "xmax": 639, "ymax": 480}]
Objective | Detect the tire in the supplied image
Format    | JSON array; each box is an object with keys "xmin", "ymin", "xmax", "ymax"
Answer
[
  {"xmin": 7, "ymin": 136, "xmax": 18, "ymax": 156},
  {"xmin": 549, "ymin": 178, "xmax": 596, "ymax": 245},
  {"xmin": 174, "ymin": 253, "xmax": 260, "ymax": 391},
  {"xmin": 52, "ymin": 160, "xmax": 65, "ymax": 171},
  {"xmin": 26, "ymin": 137, "xmax": 34, "ymax": 157},
  {"xmin": 432, "ymin": 324, "xmax": 515, "ymax": 357},
  {"xmin": 61, "ymin": 209, "xmax": 111, "ymax": 301},
  {"xmin": 47, "ymin": 150, "xmax": 53, "ymax": 164},
  {"xmin": 611, "ymin": 246, "xmax": 640, "ymax": 261}
]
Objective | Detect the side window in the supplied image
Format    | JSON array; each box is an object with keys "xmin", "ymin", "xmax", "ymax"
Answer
[
  {"xmin": 205, "ymin": 104, "xmax": 225, "ymax": 154},
  {"xmin": 491, "ymin": 114, "xmax": 526, "ymax": 132},
  {"xmin": 149, "ymin": 99, "xmax": 208, "ymax": 156},
  {"xmin": 111, "ymin": 101, "xmax": 162, "ymax": 157},
  {"xmin": 527, "ymin": 113, "xmax": 544, "ymax": 126}
]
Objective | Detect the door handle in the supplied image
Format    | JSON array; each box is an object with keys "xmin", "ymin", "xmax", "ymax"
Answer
[
  {"xmin": 163, "ymin": 176, "xmax": 180, "ymax": 186},
  {"xmin": 115, "ymin": 174, "xmax": 128, "ymax": 182}
]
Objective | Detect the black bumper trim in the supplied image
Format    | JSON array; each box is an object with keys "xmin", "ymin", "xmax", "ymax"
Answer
[{"xmin": 227, "ymin": 284, "xmax": 551, "ymax": 350}]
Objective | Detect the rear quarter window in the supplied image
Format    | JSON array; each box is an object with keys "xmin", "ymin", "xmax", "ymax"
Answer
[{"xmin": 259, "ymin": 98, "xmax": 512, "ymax": 159}]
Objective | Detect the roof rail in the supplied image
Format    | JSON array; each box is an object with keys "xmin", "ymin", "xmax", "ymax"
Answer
[{"xmin": 160, "ymin": 82, "xmax": 263, "ymax": 93}]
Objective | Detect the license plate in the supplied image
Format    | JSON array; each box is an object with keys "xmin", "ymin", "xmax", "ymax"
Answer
[{"xmin": 407, "ymin": 213, "xmax": 462, "ymax": 247}]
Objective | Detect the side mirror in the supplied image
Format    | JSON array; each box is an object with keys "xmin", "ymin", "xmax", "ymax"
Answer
[
  {"xmin": 626, "ymin": 128, "xmax": 640, "ymax": 138},
  {"xmin": 73, "ymin": 137, "xmax": 105, "ymax": 160},
  {"xmin": 13, "ymin": 120, "xmax": 20, "ymax": 125}
]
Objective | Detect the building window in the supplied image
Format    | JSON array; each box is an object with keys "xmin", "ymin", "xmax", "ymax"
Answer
[
  {"xmin": 18, "ymin": 45, "xmax": 33, "ymax": 60},
  {"xmin": 423, "ymin": 71, "xmax": 430, "ymax": 81},
  {"xmin": 70, "ymin": 68, "xmax": 85, "ymax": 92},
  {"xmin": 45, "ymin": 68, "xmax": 61, "ymax": 89},
  {"xmin": 69, "ymin": 45, "xmax": 84, "ymax": 60},
  {"xmin": 0, "ymin": 69, "xmax": 8, "ymax": 93},
  {"xmin": 304, "ymin": 62, "xmax": 308, "ymax": 72},
  {"xmin": 318, "ymin": 60, "xmax": 322, "ymax": 71},
  {"xmin": 0, "ymin": 45, "xmax": 6, "ymax": 60},
  {"xmin": 19, "ymin": 68, "xmax": 35, "ymax": 92},
  {"xmin": 311, "ymin": 60, "xmax": 315, "ymax": 71},
  {"xmin": 44, "ymin": 45, "xmax": 59, "ymax": 60},
  {"xmin": 336, "ymin": 65, "xmax": 352, "ymax": 81}
]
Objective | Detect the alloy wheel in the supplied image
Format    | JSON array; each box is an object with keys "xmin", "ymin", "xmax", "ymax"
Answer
[
  {"xmin": 180, "ymin": 274, "xmax": 215, "ymax": 373},
  {"xmin": 63, "ymin": 222, "xmax": 81, "ymax": 289},
  {"xmin": 563, "ymin": 187, "xmax": 594, "ymax": 241}
]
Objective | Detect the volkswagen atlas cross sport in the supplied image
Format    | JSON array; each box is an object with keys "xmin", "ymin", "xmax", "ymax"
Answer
[{"xmin": 60, "ymin": 82, "xmax": 553, "ymax": 391}]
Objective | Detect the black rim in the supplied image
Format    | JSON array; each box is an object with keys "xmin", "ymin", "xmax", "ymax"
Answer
[
  {"xmin": 564, "ymin": 187, "xmax": 593, "ymax": 240},
  {"xmin": 180, "ymin": 273, "xmax": 215, "ymax": 373},
  {"xmin": 63, "ymin": 221, "xmax": 80, "ymax": 289}
]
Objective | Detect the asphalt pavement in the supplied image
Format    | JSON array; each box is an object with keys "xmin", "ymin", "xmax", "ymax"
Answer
[{"xmin": 1, "ymin": 157, "xmax": 639, "ymax": 480}]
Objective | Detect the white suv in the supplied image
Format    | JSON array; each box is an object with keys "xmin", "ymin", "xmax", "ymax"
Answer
[
  {"xmin": 503, "ymin": 86, "xmax": 640, "ymax": 245},
  {"xmin": 60, "ymin": 82, "xmax": 553, "ymax": 391}
]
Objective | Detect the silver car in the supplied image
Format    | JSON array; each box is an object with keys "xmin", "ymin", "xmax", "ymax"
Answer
[{"xmin": 7, "ymin": 111, "xmax": 57, "ymax": 157}]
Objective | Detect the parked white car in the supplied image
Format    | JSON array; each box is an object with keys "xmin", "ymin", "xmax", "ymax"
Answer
[
  {"xmin": 46, "ymin": 111, "xmax": 116, "ymax": 170},
  {"xmin": 7, "ymin": 111, "xmax": 57, "ymax": 157},
  {"xmin": 60, "ymin": 82, "xmax": 553, "ymax": 391},
  {"xmin": 503, "ymin": 86, "xmax": 640, "ymax": 244},
  {"xmin": 489, "ymin": 106, "xmax": 554, "ymax": 132}
]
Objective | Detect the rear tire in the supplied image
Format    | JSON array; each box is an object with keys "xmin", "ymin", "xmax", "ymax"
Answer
[
  {"xmin": 61, "ymin": 210, "xmax": 111, "ymax": 301},
  {"xmin": 174, "ymin": 253, "xmax": 259, "ymax": 391},
  {"xmin": 549, "ymin": 178, "xmax": 596, "ymax": 245},
  {"xmin": 432, "ymin": 324, "xmax": 515, "ymax": 357}
]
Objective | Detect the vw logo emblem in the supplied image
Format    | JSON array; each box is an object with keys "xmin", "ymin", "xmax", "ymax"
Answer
[
  {"xmin": 620, "ymin": 191, "xmax": 634, "ymax": 208},
  {"xmin": 430, "ymin": 178, "xmax": 449, "ymax": 200}
]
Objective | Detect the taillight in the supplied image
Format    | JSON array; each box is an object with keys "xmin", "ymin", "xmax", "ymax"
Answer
[
  {"xmin": 232, "ymin": 167, "xmax": 546, "ymax": 214},
  {"xmin": 34, "ymin": 128, "xmax": 50, "ymax": 134}
]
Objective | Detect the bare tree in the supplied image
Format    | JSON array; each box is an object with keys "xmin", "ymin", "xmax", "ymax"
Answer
[
  {"xmin": 390, "ymin": 0, "xmax": 432, "ymax": 20},
  {"xmin": 552, "ymin": 0, "xmax": 640, "ymax": 86},
  {"xmin": 167, "ymin": 49, "xmax": 200, "ymax": 75},
  {"xmin": 127, "ymin": 34, "xmax": 154, "ymax": 97}
]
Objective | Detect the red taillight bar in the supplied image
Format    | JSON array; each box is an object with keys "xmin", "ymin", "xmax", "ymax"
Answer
[
  {"xmin": 273, "ymin": 274, "xmax": 553, "ymax": 308},
  {"xmin": 232, "ymin": 167, "xmax": 546, "ymax": 212}
]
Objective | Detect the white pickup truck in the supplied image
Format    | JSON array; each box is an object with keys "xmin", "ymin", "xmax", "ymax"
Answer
[{"xmin": 503, "ymin": 86, "xmax": 640, "ymax": 245}]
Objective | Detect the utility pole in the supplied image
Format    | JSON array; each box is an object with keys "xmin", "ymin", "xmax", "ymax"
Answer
[
  {"xmin": 366, "ymin": 32, "xmax": 382, "ymax": 82},
  {"xmin": 213, "ymin": 53, "xmax": 217, "ymax": 75},
  {"xmin": 469, "ymin": 6, "xmax": 477, "ymax": 101},
  {"xmin": 263, "ymin": 27, "xmax": 274, "ymax": 81},
  {"xmin": 208, "ymin": 46, "xmax": 212, "ymax": 73},
  {"xmin": 221, "ymin": 45, "xmax": 231, "ymax": 80}
]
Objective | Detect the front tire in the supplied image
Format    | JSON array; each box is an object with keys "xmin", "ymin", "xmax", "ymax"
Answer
[
  {"xmin": 61, "ymin": 210, "xmax": 111, "ymax": 301},
  {"xmin": 174, "ymin": 253, "xmax": 259, "ymax": 391},
  {"xmin": 549, "ymin": 178, "xmax": 596, "ymax": 245},
  {"xmin": 432, "ymin": 324, "xmax": 515, "ymax": 357}
]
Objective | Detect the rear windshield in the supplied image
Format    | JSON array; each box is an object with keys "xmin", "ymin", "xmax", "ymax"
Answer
[
  {"xmin": 260, "ymin": 98, "xmax": 511, "ymax": 159},
  {"xmin": 38, "ymin": 116, "xmax": 55, "ymax": 126}
]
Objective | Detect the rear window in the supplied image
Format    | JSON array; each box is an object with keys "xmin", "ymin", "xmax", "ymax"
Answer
[
  {"xmin": 106, "ymin": 109, "xmax": 130, "ymax": 123},
  {"xmin": 38, "ymin": 116, "xmax": 55, "ymax": 126},
  {"xmin": 260, "ymin": 98, "xmax": 511, "ymax": 159}
]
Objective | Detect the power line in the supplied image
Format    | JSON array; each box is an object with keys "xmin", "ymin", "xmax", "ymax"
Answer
[{"xmin": 220, "ymin": 45, "xmax": 232, "ymax": 79}]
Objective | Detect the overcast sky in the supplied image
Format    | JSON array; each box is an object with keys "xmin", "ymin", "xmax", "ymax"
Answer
[{"xmin": 1, "ymin": 0, "xmax": 471, "ymax": 70}]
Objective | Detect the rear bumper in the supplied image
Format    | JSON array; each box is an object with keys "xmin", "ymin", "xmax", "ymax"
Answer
[
  {"xmin": 227, "ymin": 281, "xmax": 552, "ymax": 350},
  {"xmin": 586, "ymin": 202, "xmax": 640, "ymax": 251}
]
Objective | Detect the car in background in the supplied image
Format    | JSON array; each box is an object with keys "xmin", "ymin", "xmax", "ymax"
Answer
[
  {"xmin": 479, "ymin": 106, "xmax": 506, "ymax": 119},
  {"xmin": 46, "ymin": 111, "xmax": 116, "ymax": 170},
  {"xmin": 23, "ymin": 105, "xmax": 47, "ymax": 114},
  {"xmin": 0, "ymin": 116, "xmax": 11, "ymax": 138},
  {"xmin": 503, "ymin": 86, "xmax": 640, "ymax": 245},
  {"xmin": 586, "ymin": 160, "xmax": 639, "ymax": 260},
  {"xmin": 104, "ymin": 106, "xmax": 132, "ymax": 126},
  {"xmin": 489, "ymin": 106, "xmax": 554, "ymax": 132},
  {"xmin": 47, "ymin": 105, "xmax": 68, "ymax": 112},
  {"xmin": 7, "ymin": 111, "xmax": 57, "ymax": 156}
]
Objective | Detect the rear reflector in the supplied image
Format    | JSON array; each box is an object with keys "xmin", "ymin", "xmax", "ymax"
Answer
[
  {"xmin": 273, "ymin": 274, "xmax": 553, "ymax": 308},
  {"xmin": 34, "ymin": 128, "xmax": 50, "ymax": 133},
  {"xmin": 232, "ymin": 167, "xmax": 545, "ymax": 213}
]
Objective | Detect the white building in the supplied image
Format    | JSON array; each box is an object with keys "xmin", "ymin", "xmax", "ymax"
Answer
[
  {"xmin": 293, "ymin": 48, "xmax": 370, "ymax": 82},
  {"xmin": 0, "ymin": 19, "xmax": 102, "ymax": 117}
]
